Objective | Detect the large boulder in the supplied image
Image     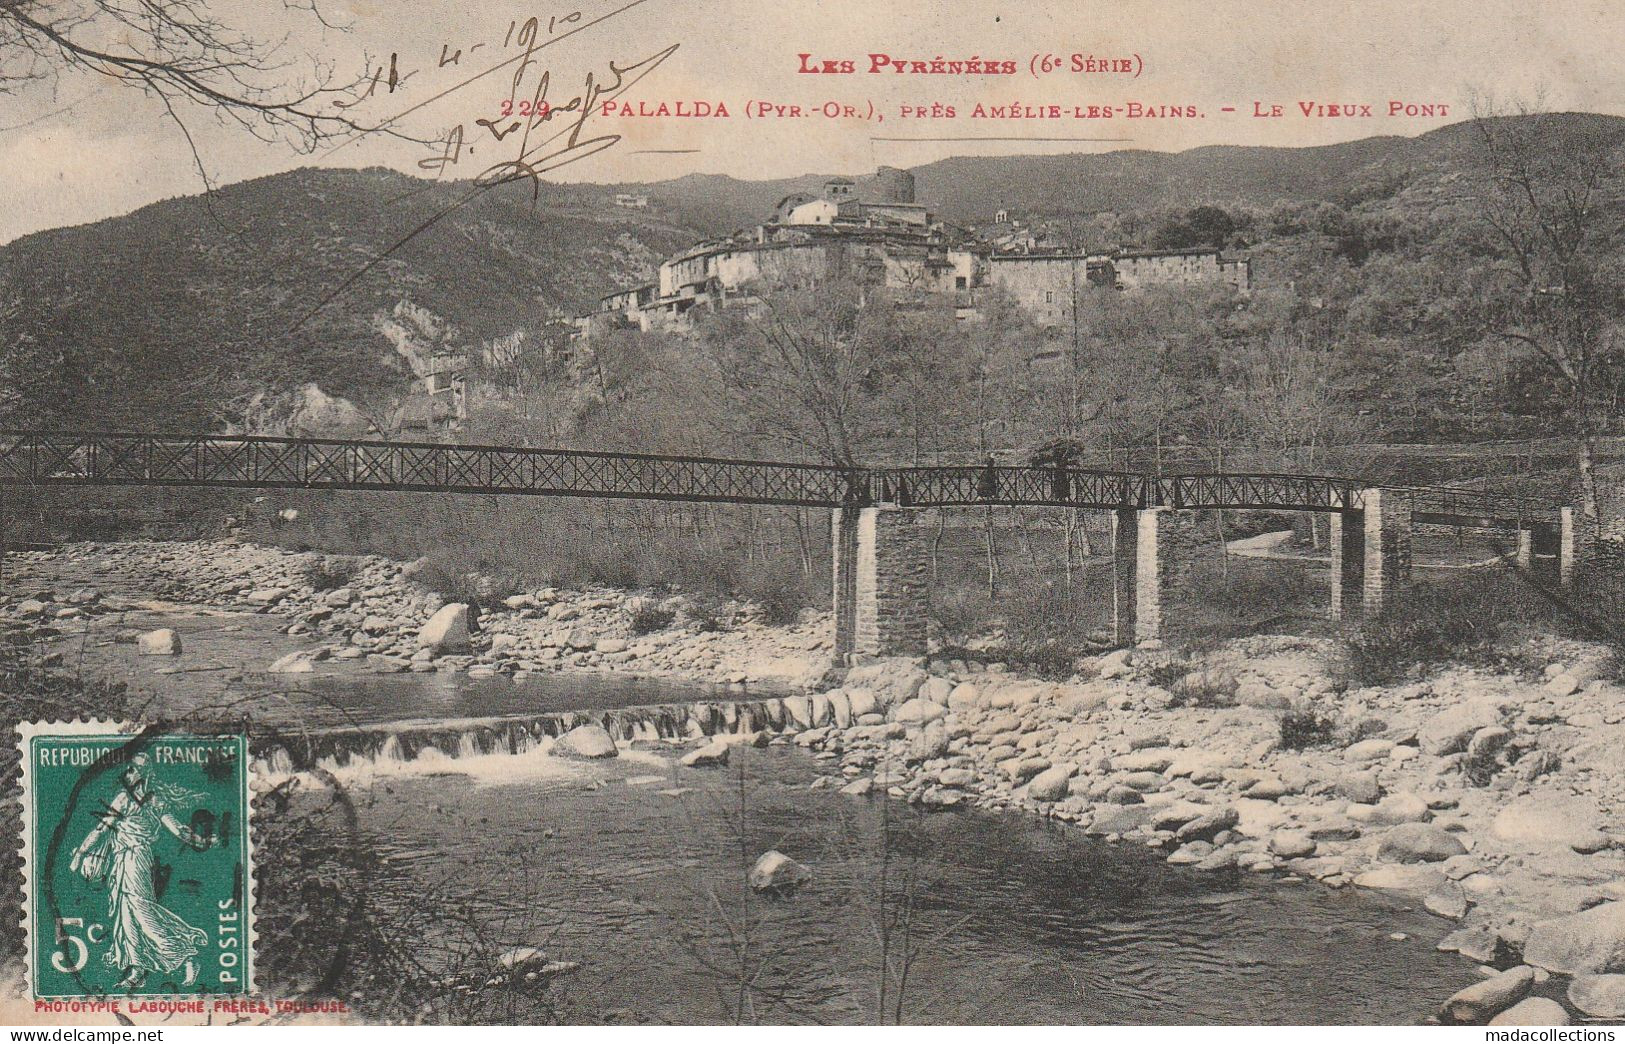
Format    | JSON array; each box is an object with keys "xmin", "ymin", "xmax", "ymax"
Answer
[
  {"xmin": 1026, "ymin": 763, "xmax": 1076, "ymax": 802},
  {"xmin": 946, "ymin": 682, "xmax": 980, "ymax": 711},
  {"xmin": 1165, "ymin": 751, "xmax": 1234, "ymax": 781},
  {"xmin": 1053, "ymin": 683, "xmax": 1110, "ymax": 716},
  {"xmin": 1490, "ymin": 794, "xmax": 1611, "ymax": 853},
  {"xmin": 136, "ymin": 629, "xmax": 182, "ymax": 656},
  {"xmin": 418, "ymin": 603, "xmax": 474, "ymax": 654},
  {"xmin": 1467, "ymin": 725, "xmax": 1514, "ymax": 763},
  {"xmin": 1335, "ymin": 772, "xmax": 1383, "ymax": 804},
  {"xmin": 842, "ymin": 659, "xmax": 927, "ymax": 707},
  {"xmin": 1569, "ymin": 974, "xmax": 1625, "ymax": 1018},
  {"xmin": 1176, "ymin": 806, "xmax": 1240, "ymax": 843},
  {"xmin": 1424, "ymin": 882, "xmax": 1469, "ymax": 920},
  {"xmin": 1524, "ymin": 902, "xmax": 1625, "ymax": 975},
  {"xmin": 748, "ymin": 850, "xmax": 811, "ymax": 895},
  {"xmin": 1349, "ymin": 792, "xmax": 1430, "ymax": 826},
  {"xmin": 553, "ymin": 724, "xmax": 618, "ymax": 760},
  {"xmin": 1488, "ymin": 998, "xmax": 1570, "ymax": 1026},
  {"xmin": 1438, "ymin": 924, "xmax": 1518, "ymax": 965},
  {"xmin": 1088, "ymin": 805, "xmax": 1152, "ymax": 835},
  {"xmin": 1419, "ymin": 701, "xmax": 1503, "ymax": 755},
  {"xmin": 783, "ymin": 697, "xmax": 814, "ymax": 729},
  {"xmin": 893, "ymin": 699, "xmax": 947, "ymax": 726},
  {"xmin": 1377, "ymin": 823, "xmax": 1466, "ymax": 863},
  {"xmin": 1354, "ymin": 864, "xmax": 1447, "ymax": 893},
  {"xmin": 988, "ymin": 680, "xmax": 1048, "ymax": 710},
  {"xmin": 1113, "ymin": 749, "xmax": 1176, "ymax": 774},
  {"xmin": 266, "ymin": 650, "xmax": 317, "ymax": 674},
  {"xmin": 1236, "ymin": 682, "xmax": 1291, "ymax": 710},
  {"xmin": 918, "ymin": 677, "xmax": 953, "ymax": 705},
  {"xmin": 845, "ymin": 688, "xmax": 879, "ymax": 718},
  {"xmin": 1269, "ymin": 830, "xmax": 1317, "ymax": 859},
  {"xmin": 681, "ymin": 739, "xmax": 731, "ymax": 768},
  {"xmin": 909, "ymin": 721, "xmax": 949, "ymax": 762},
  {"xmin": 1344, "ymin": 738, "xmax": 1394, "ymax": 762},
  {"xmin": 1441, "ymin": 965, "xmax": 1534, "ymax": 1023}
]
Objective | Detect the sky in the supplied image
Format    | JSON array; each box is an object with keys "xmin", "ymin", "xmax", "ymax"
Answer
[{"xmin": 2, "ymin": 0, "xmax": 1624, "ymax": 243}]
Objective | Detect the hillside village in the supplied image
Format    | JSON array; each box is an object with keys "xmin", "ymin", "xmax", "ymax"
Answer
[{"xmin": 571, "ymin": 165, "xmax": 1251, "ymax": 349}]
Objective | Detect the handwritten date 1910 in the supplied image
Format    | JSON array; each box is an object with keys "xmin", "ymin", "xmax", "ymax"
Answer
[{"xmin": 418, "ymin": 42, "xmax": 681, "ymax": 197}]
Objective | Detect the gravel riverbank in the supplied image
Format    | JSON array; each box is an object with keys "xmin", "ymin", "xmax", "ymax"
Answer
[{"xmin": 3, "ymin": 540, "xmax": 833, "ymax": 688}]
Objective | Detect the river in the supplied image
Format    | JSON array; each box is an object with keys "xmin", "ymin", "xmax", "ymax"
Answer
[
  {"xmin": 342, "ymin": 741, "xmax": 1483, "ymax": 1024},
  {"xmin": 24, "ymin": 579, "xmax": 1484, "ymax": 1024}
]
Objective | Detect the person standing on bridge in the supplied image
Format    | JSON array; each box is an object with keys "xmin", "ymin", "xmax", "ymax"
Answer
[
  {"xmin": 1051, "ymin": 465, "xmax": 1071, "ymax": 502},
  {"xmin": 976, "ymin": 454, "xmax": 999, "ymax": 501}
]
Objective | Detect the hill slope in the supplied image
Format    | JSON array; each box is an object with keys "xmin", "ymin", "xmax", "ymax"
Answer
[
  {"xmin": 616, "ymin": 114, "xmax": 1625, "ymax": 232},
  {"xmin": 0, "ymin": 168, "xmax": 704, "ymax": 430},
  {"xmin": 5, "ymin": 114, "xmax": 1623, "ymax": 434}
]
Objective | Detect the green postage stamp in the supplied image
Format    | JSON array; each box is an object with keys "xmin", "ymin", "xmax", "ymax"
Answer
[{"xmin": 19, "ymin": 722, "xmax": 253, "ymax": 999}]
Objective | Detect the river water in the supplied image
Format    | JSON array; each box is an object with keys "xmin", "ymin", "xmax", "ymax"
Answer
[
  {"xmin": 342, "ymin": 741, "xmax": 1482, "ymax": 1025},
  {"xmin": 32, "ymin": 591, "xmax": 1482, "ymax": 1024}
]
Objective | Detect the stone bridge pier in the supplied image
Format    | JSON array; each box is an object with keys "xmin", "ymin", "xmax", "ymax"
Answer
[
  {"xmin": 830, "ymin": 490, "xmax": 1593, "ymax": 661},
  {"xmin": 832, "ymin": 505, "xmax": 929, "ymax": 662},
  {"xmin": 829, "ymin": 500, "xmax": 1227, "ymax": 659},
  {"xmin": 1327, "ymin": 488, "xmax": 1414, "ymax": 622}
]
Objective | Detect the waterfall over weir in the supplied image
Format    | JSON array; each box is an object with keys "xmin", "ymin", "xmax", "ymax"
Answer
[{"xmin": 250, "ymin": 696, "xmax": 793, "ymax": 778}]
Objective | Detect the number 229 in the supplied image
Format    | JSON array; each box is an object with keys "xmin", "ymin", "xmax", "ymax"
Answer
[{"xmin": 499, "ymin": 99, "xmax": 551, "ymax": 118}]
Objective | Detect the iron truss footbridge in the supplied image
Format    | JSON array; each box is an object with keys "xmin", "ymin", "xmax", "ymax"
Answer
[{"xmin": 0, "ymin": 431, "xmax": 1561, "ymax": 527}]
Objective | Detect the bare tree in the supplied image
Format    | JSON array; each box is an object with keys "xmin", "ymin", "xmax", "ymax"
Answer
[
  {"xmin": 1467, "ymin": 100, "xmax": 1625, "ymax": 525},
  {"xmin": 1229, "ymin": 325, "xmax": 1365, "ymax": 549},
  {"xmin": 1, "ymin": 0, "xmax": 396, "ymax": 182},
  {"xmin": 698, "ymin": 279, "xmax": 919, "ymax": 468}
]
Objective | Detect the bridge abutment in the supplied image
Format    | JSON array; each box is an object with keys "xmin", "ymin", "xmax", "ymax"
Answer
[{"xmin": 831, "ymin": 505, "xmax": 928, "ymax": 662}]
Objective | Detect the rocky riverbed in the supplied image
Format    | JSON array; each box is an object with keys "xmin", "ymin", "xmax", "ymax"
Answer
[
  {"xmin": 2, "ymin": 540, "xmax": 833, "ymax": 689},
  {"xmin": 767, "ymin": 649, "xmax": 1625, "ymax": 1025},
  {"xmin": 6, "ymin": 539, "xmax": 1625, "ymax": 1024}
]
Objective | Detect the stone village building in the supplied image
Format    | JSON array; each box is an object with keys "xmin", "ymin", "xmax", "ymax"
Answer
[{"xmin": 571, "ymin": 167, "xmax": 1251, "ymax": 346}]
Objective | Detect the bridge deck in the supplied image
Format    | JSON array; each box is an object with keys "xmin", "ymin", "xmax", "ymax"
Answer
[{"xmin": 0, "ymin": 431, "xmax": 1561, "ymax": 525}]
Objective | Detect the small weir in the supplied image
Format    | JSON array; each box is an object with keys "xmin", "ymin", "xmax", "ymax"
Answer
[{"xmin": 252, "ymin": 696, "xmax": 795, "ymax": 777}]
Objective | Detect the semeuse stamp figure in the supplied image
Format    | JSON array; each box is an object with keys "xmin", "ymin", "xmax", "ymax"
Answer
[
  {"xmin": 21, "ymin": 723, "xmax": 253, "ymax": 999},
  {"xmin": 69, "ymin": 751, "xmax": 216, "ymax": 989}
]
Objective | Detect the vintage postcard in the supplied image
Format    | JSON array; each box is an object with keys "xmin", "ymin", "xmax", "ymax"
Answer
[{"xmin": 3, "ymin": 0, "xmax": 1625, "ymax": 1031}]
